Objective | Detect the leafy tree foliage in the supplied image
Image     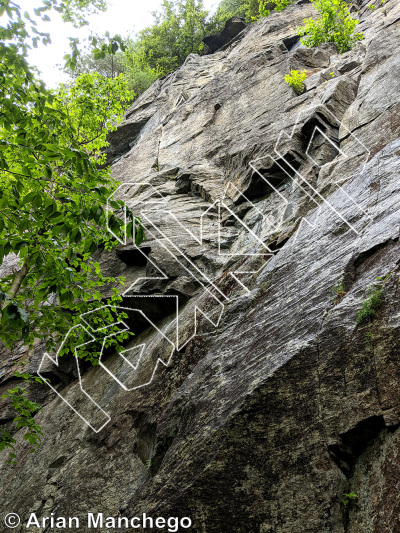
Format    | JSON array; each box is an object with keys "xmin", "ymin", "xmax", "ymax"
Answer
[
  {"xmin": 69, "ymin": 0, "xmax": 214, "ymax": 88},
  {"xmin": 273, "ymin": 0, "xmax": 296, "ymax": 11},
  {"xmin": 209, "ymin": 0, "xmax": 248, "ymax": 28},
  {"xmin": 0, "ymin": 0, "xmax": 144, "ymax": 459},
  {"xmin": 60, "ymin": 0, "xmax": 108, "ymax": 27},
  {"xmin": 212, "ymin": 0, "xmax": 270, "ymax": 22},
  {"xmin": 138, "ymin": 0, "xmax": 209, "ymax": 74},
  {"xmin": 246, "ymin": 0, "xmax": 269, "ymax": 20},
  {"xmin": 0, "ymin": 68, "xmax": 134, "ymax": 351},
  {"xmin": 66, "ymin": 37, "xmax": 162, "ymax": 97},
  {"xmin": 65, "ymin": 47, "xmax": 127, "ymax": 80},
  {"xmin": 123, "ymin": 41, "xmax": 164, "ymax": 96},
  {"xmin": 0, "ymin": 372, "xmax": 46, "ymax": 464},
  {"xmin": 297, "ymin": 0, "xmax": 364, "ymax": 53},
  {"xmin": 66, "ymin": 42, "xmax": 127, "ymax": 80}
]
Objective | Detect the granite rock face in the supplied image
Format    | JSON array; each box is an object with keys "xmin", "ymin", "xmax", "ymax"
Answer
[{"xmin": 1, "ymin": 1, "xmax": 400, "ymax": 531}]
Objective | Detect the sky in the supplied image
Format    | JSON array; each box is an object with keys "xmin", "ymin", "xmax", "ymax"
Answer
[{"xmin": 17, "ymin": 0, "xmax": 218, "ymax": 88}]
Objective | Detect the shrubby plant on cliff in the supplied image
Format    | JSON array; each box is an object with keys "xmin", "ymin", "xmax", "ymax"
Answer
[
  {"xmin": 297, "ymin": 0, "xmax": 364, "ymax": 53},
  {"xmin": 284, "ymin": 70, "xmax": 307, "ymax": 94},
  {"xmin": 356, "ymin": 274, "xmax": 390, "ymax": 325}
]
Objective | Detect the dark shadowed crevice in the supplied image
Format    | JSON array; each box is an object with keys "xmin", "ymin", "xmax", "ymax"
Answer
[
  {"xmin": 102, "ymin": 117, "xmax": 151, "ymax": 167},
  {"xmin": 328, "ymin": 415, "xmax": 387, "ymax": 476},
  {"xmin": 149, "ymin": 426, "xmax": 179, "ymax": 476},
  {"xmin": 134, "ymin": 413, "xmax": 158, "ymax": 469},
  {"xmin": 354, "ymin": 239, "xmax": 398, "ymax": 270},
  {"xmin": 268, "ymin": 236, "xmax": 290, "ymax": 252},
  {"xmin": 283, "ymin": 35, "xmax": 301, "ymax": 52},
  {"xmin": 116, "ymin": 246, "xmax": 152, "ymax": 267},
  {"xmin": 244, "ymin": 155, "xmax": 300, "ymax": 201},
  {"xmin": 202, "ymin": 17, "xmax": 247, "ymax": 54}
]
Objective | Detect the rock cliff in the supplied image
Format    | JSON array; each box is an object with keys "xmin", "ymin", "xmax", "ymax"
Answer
[{"xmin": 1, "ymin": 0, "xmax": 400, "ymax": 531}]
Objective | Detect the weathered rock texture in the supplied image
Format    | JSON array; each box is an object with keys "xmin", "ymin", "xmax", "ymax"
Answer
[{"xmin": 1, "ymin": 0, "xmax": 400, "ymax": 531}]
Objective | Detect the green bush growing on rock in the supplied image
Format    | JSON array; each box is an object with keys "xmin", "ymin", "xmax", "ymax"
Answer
[
  {"xmin": 356, "ymin": 274, "xmax": 390, "ymax": 325},
  {"xmin": 364, "ymin": 331, "xmax": 375, "ymax": 348},
  {"xmin": 356, "ymin": 286, "xmax": 383, "ymax": 324},
  {"xmin": 284, "ymin": 70, "xmax": 307, "ymax": 94},
  {"xmin": 331, "ymin": 280, "xmax": 347, "ymax": 305},
  {"xmin": 342, "ymin": 491, "xmax": 358, "ymax": 507},
  {"xmin": 296, "ymin": 0, "xmax": 364, "ymax": 54}
]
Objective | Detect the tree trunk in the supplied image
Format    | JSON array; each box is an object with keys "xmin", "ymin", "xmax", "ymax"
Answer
[{"xmin": 0, "ymin": 256, "xmax": 30, "ymax": 314}]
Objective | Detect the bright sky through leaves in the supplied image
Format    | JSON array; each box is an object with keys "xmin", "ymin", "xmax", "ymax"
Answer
[{"xmin": 16, "ymin": 0, "xmax": 218, "ymax": 88}]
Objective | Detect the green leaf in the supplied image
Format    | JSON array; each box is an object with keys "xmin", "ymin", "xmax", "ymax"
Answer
[
  {"xmin": 18, "ymin": 307, "xmax": 29, "ymax": 325},
  {"xmin": 23, "ymin": 192, "xmax": 37, "ymax": 207},
  {"xmin": 44, "ymin": 143, "xmax": 58, "ymax": 151},
  {"xmin": 43, "ymin": 203, "xmax": 55, "ymax": 217},
  {"xmin": 32, "ymin": 193, "xmax": 42, "ymax": 209},
  {"xmin": 12, "ymin": 185, "xmax": 20, "ymax": 202},
  {"xmin": 59, "ymin": 290, "xmax": 73, "ymax": 305},
  {"xmin": 5, "ymin": 304, "xmax": 19, "ymax": 321},
  {"xmin": 94, "ymin": 207, "xmax": 103, "ymax": 222},
  {"xmin": 52, "ymin": 223, "xmax": 69, "ymax": 237},
  {"xmin": 44, "ymin": 166, "xmax": 52, "ymax": 179},
  {"xmin": 126, "ymin": 221, "xmax": 133, "ymax": 238},
  {"xmin": 90, "ymin": 242, "xmax": 98, "ymax": 254},
  {"xmin": 69, "ymin": 228, "xmax": 81, "ymax": 244}
]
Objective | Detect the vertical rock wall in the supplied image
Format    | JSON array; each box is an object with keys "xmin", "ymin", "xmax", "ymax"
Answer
[{"xmin": 1, "ymin": 1, "xmax": 400, "ymax": 531}]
